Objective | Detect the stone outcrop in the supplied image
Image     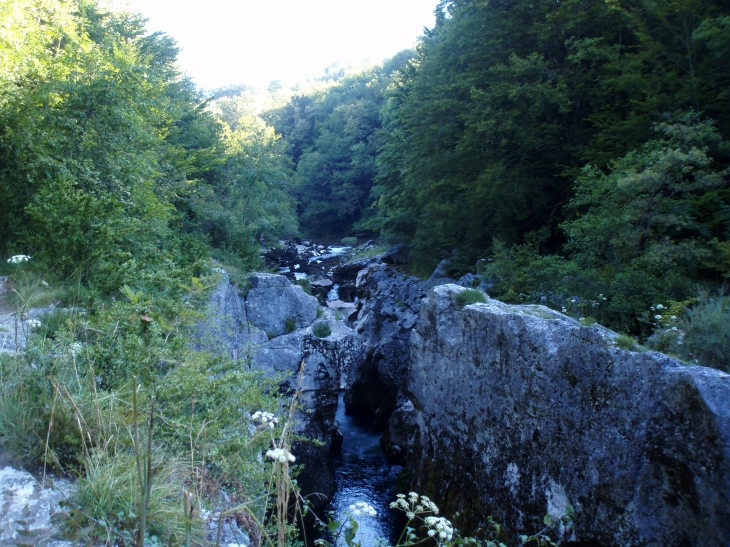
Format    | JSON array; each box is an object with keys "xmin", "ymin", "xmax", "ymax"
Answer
[
  {"xmin": 196, "ymin": 271, "xmax": 267, "ymax": 360},
  {"xmin": 346, "ymin": 264, "xmax": 427, "ymax": 428},
  {"xmin": 402, "ymin": 284, "xmax": 730, "ymax": 547},
  {"xmin": 0, "ymin": 467, "xmax": 72, "ymax": 547},
  {"xmin": 246, "ymin": 274, "xmax": 318, "ymax": 337},
  {"xmin": 251, "ymin": 317, "xmax": 364, "ymax": 507}
]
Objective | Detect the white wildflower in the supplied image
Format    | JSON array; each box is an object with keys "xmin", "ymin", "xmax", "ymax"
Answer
[
  {"xmin": 424, "ymin": 516, "xmax": 453, "ymax": 542},
  {"xmin": 70, "ymin": 342, "xmax": 83, "ymax": 356},
  {"xmin": 25, "ymin": 319, "xmax": 41, "ymax": 329},
  {"xmin": 654, "ymin": 315, "xmax": 662, "ymax": 320},
  {"xmin": 7, "ymin": 255, "xmax": 31, "ymax": 264},
  {"xmin": 671, "ymin": 315, "xmax": 677, "ymax": 320},
  {"xmin": 265, "ymin": 448, "xmax": 295, "ymax": 463},
  {"xmin": 349, "ymin": 502, "xmax": 377, "ymax": 517},
  {"xmin": 656, "ymin": 304, "xmax": 664, "ymax": 310},
  {"xmin": 251, "ymin": 411, "xmax": 279, "ymax": 429}
]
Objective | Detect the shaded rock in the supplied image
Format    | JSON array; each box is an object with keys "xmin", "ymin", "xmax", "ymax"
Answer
[
  {"xmin": 251, "ymin": 319, "xmax": 364, "ymax": 509},
  {"xmin": 346, "ymin": 265, "xmax": 427, "ymax": 427},
  {"xmin": 246, "ymin": 274, "xmax": 318, "ymax": 337},
  {"xmin": 381, "ymin": 244, "xmax": 409, "ymax": 265},
  {"xmin": 428, "ymin": 258, "xmax": 452, "ymax": 280},
  {"xmin": 0, "ymin": 467, "xmax": 73, "ymax": 547},
  {"xmin": 406, "ymin": 283, "xmax": 730, "ymax": 547},
  {"xmin": 195, "ymin": 271, "xmax": 267, "ymax": 361}
]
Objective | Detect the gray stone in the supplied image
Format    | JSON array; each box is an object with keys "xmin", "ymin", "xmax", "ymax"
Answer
[
  {"xmin": 0, "ymin": 466, "xmax": 73, "ymax": 547},
  {"xmin": 195, "ymin": 272, "xmax": 267, "ymax": 361},
  {"xmin": 251, "ymin": 321, "xmax": 364, "ymax": 509},
  {"xmin": 381, "ymin": 244, "xmax": 409, "ymax": 265},
  {"xmin": 406, "ymin": 283, "xmax": 730, "ymax": 547},
  {"xmin": 246, "ymin": 274, "xmax": 318, "ymax": 337}
]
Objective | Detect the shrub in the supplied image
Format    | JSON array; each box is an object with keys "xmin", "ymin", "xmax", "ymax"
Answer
[
  {"xmin": 341, "ymin": 236, "xmax": 357, "ymax": 246},
  {"xmin": 454, "ymin": 289, "xmax": 488, "ymax": 308},
  {"xmin": 313, "ymin": 321, "xmax": 331, "ymax": 338},
  {"xmin": 615, "ymin": 334, "xmax": 640, "ymax": 351},
  {"xmin": 284, "ymin": 316, "xmax": 297, "ymax": 333}
]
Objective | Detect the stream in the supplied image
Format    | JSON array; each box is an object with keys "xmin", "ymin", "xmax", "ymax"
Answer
[{"xmin": 326, "ymin": 393, "xmax": 404, "ymax": 546}]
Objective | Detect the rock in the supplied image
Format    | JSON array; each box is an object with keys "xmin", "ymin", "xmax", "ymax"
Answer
[
  {"xmin": 428, "ymin": 258, "xmax": 452, "ymax": 280},
  {"xmin": 246, "ymin": 274, "xmax": 318, "ymax": 337},
  {"xmin": 346, "ymin": 265, "xmax": 427, "ymax": 426},
  {"xmin": 251, "ymin": 320, "xmax": 365, "ymax": 510},
  {"xmin": 381, "ymin": 244, "xmax": 409, "ymax": 265},
  {"xmin": 195, "ymin": 272, "xmax": 267, "ymax": 361},
  {"xmin": 0, "ymin": 467, "xmax": 73, "ymax": 547},
  {"xmin": 406, "ymin": 283, "xmax": 730, "ymax": 546}
]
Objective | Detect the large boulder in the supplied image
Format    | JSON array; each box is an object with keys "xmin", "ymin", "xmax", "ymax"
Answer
[
  {"xmin": 195, "ymin": 271, "xmax": 267, "ymax": 360},
  {"xmin": 406, "ymin": 284, "xmax": 730, "ymax": 547},
  {"xmin": 246, "ymin": 274, "xmax": 318, "ymax": 337},
  {"xmin": 0, "ymin": 466, "xmax": 73, "ymax": 547}
]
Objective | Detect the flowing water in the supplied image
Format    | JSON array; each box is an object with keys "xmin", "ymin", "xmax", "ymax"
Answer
[{"xmin": 326, "ymin": 392, "xmax": 404, "ymax": 546}]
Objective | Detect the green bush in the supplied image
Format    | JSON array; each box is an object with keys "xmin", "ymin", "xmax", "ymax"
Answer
[
  {"xmin": 454, "ymin": 289, "xmax": 488, "ymax": 308},
  {"xmin": 313, "ymin": 321, "xmax": 331, "ymax": 338},
  {"xmin": 341, "ymin": 236, "xmax": 358, "ymax": 246},
  {"xmin": 285, "ymin": 316, "xmax": 297, "ymax": 333}
]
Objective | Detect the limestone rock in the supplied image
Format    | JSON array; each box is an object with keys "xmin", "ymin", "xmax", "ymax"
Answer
[
  {"xmin": 251, "ymin": 319, "xmax": 364, "ymax": 509},
  {"xmin": 347, "ymin": 265, "xmax": 427, "ymax": 426},
  {"xmin": 246, "ymin": 274, "xmax": 318, "ymax": 337},
  {"xmin": 195, "ymin": 271, "xmax": 267, "ymax": 361},
  {"xmin": 407, "ymin": 283, "xmax": 730, "ymax": 547},
  {"xmin": 0, "ymin": 467, "xmax": 73, "ymax": 547}
]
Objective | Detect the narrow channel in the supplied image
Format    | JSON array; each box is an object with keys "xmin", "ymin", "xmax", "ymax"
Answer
[{"xmin": 326, "ymin": 392, "xmax": 404, "ymax": 546}]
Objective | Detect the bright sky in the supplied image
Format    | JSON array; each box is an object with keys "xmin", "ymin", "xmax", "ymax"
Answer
[{"xmin": 122, "ymin": 0, "xmax": 437, "ymax": 91}]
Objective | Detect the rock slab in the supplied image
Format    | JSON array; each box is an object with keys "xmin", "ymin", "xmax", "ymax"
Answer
[
  {"xmin": 406, "ymin": 284, "xmax": 730, "ymax": 547},
  {"xmin": 0, "ymin": 466, "xmax": 72, "ymax": 547}
]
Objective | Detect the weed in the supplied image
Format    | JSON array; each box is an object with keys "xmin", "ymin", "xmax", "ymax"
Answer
[
  {"xmin": 615, "ymin": 334, "xmax": 640, "ymax": 351},
  {"xmin": 285, "ymin": 317, "xmax": 297, "ymax": 333},
  {"xmin": 454, "ymin": 289, "xmax": 487, "ymax": 308},
  {"xmin": 313, "ymin": 322, "xmax": 331, "ymax": 338},
  {"xmin": 295, "ymin": 279, "xmax": 312, "ymax": 295}
]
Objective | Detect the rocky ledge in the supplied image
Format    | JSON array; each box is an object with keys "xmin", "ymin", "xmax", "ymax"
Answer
[{"xmin": 397, "ymin": 284, "xmax": 730, "ymax": 547}]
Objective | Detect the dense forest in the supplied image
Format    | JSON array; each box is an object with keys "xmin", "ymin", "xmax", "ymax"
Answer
[
  {"xmin": 258, "ymin": 0, "xmax": 730, "ymax": 344},
  {"xmin": 0, "ymin": 0, "xmax": 729, "ymax": 544}
]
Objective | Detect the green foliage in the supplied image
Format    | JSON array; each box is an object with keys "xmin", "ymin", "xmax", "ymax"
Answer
[
  {"xmin": 269, "ymin": 52, "xmax": 414, "ymax": 236},
  {"xmin": 453, "ymin": 289, "xmax": 487, "ymax": 308},
  {"xmin": 615, "ymin": 334, "xmax": 641, "ymax": 352},
  {"xmin": 341, "ymin": 237, "xmax": 358, "ymax": 246},
  {"xmin": 285, "ymin": 316, "xmax": 297, "ymax": 333},
  {"xmin": 313, "ymin": 321, "xmax": 331, "ymax": 338},
  {"xmin": 648, "ymin": 292, "xmax": 730, "ymax": 370}
]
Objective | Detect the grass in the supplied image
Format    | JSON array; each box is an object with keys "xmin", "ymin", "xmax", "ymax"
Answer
[
  {"xmin": 454, "ymin": 289, "xmax": 488, "ymax": 308},
  {"xmin": 313, "ymin": 321, "xmax": 331, "ymax": 338}
]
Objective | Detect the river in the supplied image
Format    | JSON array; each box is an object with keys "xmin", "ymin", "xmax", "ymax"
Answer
[{"xmin": 325, "ymin": 392, "xmax": 405, "ymax": 546}]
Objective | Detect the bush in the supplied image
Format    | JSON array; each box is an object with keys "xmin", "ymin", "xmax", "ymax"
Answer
[
  {"xmin": 454, "ymin": 289, "xmax": 487, "ymax": 308},
  {"xmin": 649, "ymin": 293, "xmax": 730, "ymax": 371},
  {"xmin": 313, "ymin": 321, "xmax": 331, "ymax": 338},
  {"xmin": 341, "ymin": 236, "xmax": 357, "ymax": 246},
  {"xmin": 285, "ymin": 316, "xmax": 297, "ymax": 333}
]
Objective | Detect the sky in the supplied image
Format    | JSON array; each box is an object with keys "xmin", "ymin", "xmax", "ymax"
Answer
[{"xmin": 122, "ymin": 0, "xmax": 438, "ymax": 91}]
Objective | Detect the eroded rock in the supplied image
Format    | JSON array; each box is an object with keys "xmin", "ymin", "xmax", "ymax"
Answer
[
  {"xmin": 406, "ymin": 284, "xmax": 730, "ymax": 547},
  {"xmin": 246, "ymin": 274, "xmax": 318, "ymax": 337}
]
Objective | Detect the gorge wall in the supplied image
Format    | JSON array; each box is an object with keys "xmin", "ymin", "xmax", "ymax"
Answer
[
  {"xmin": 203, "ymin": 253, "xmax": 730, "ymax": 546},
  {"xmin": 397, "ymin": 284, "xmax": 730, "ymax": 547}
]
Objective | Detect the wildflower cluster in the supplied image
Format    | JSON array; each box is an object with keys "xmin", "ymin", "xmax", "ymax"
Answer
[
  {"xmin": 7, "ymin": 254, "xmax": 31, "ymax": 264},
  {"xmin": 25, "ymin": 319, "xmax": 42, "ymax": 329},
  {"xmin": 251, "ymin": 410, "xmax": 279, "ymax": 429},
  {"xmin": 265, "ymin": 448, "xmax": 295, "ymax": 463},
  {"xmin": 348, "ymin": 502, "xmax": 377, "ymax": 518},
  {"xmin": 424, "ymin": 516, "xmax": 454, "ymax": 541},
  {"xmin": 390, "ymin": 492, "xmax": 439, "ymax": 519}
]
